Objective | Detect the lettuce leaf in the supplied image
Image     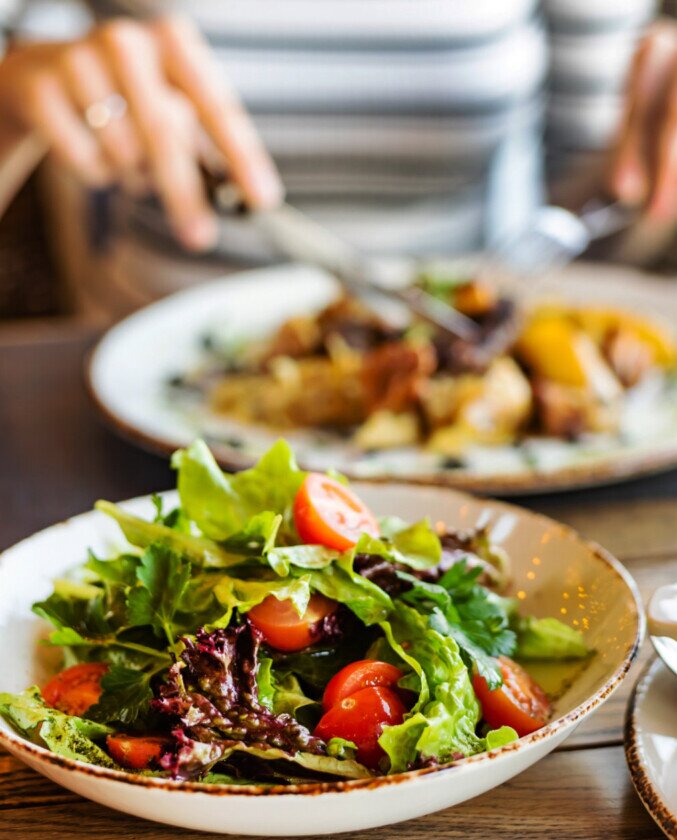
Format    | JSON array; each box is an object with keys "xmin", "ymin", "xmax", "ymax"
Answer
[
  {"xmin": 378, "ymin": 518, "xmax": 442, "ymax": 571},
  {"xmin": 172, "ymin": 439, "xmax": 305, "ymax": 541},
  {"xmin": 306, "ymin": 546, "xmax": 392, "ymax": 626},
  {"xmin": 377, "ymin": 603, "xmax": 516, "ymax": 772},
  {"xmin": 0, "ymin": 687, "xmax": 118, "ymax": 769},
  {"xmin": 267, "ymin": 545, "xmax": 339, "ymax": 576},
  {"xmin": 397, "ymin": 560, "xmax": 517, "ymax": 689},
  {"xmin": 514, "ymin": 616, "xmax": 590, "ymax": 660},
  {"xmin": 221, "ymin": 512, "xmax": 282, "ymax": 558},
  {"xmin": 213, "ymin": 575, "xmax": 312, "ymax": 627},
  {"xmin": 191, "ymin": 739, "xmax": 373, "ymax": 780},
  {"xmin": 257, "ymin": 660, "xmax": 317, "ymax": 718},
  {"xmin": 483, "ymin": 726, "xmax": 518, "ymax": 750},
  {"xmin": 95, "ymin": 501, "xmax": 243, "ymax": 568}
]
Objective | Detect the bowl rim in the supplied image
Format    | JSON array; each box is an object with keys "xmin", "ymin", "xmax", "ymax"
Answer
[
  {"xmin": 624, "ymin": 657, "xmax": 677, "ymax": 840},
  {"xmin": 0, "ymin": 485, "xmax": 645, "ymax": 798}
]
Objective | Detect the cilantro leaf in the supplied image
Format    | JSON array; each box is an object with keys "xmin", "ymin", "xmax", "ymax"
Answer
[
  {"xmin": 86, "ymin": 664, "xmax": 155, "ymax": 725},
  {"xmin": 126, "ymin": 544, "xmax": 191, "ymax": 646},
  {"xmin": 32, "ymin": 591, "xmax": 114, "ymax": 647},
  {"xmin": 396, "ymin": 560, "xmax": 517, "ymax": 689},
  {"xmin": 429, "ymin": 609, "xmax": 503, "ymax": 689}
]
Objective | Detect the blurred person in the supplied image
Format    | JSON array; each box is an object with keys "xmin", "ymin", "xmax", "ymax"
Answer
[
  {"xmin": 609, "ymin": 19, "xmax": 677, "ymax": 223},
  {"xmin": 0, "ymin": 14, "xmax": 283, "ymax": 251},
  {"xmin": 0, "ymin": 3, "xmax": 674, "ymax": 319}
]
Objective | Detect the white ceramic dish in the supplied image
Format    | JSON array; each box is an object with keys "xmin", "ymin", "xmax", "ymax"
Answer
[
  {"xmin": 0, "ymin": 483, "xmax": 642, "ymax": 835},
  {"xmin": 87, "ymin": 261, "xmax": 677, "ymax": 496},
  {"xmin": 625, "ymin": 658, "xmax": 677, "ymax": 840}
]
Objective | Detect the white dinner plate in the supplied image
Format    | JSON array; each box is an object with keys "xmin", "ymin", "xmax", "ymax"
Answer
[
  {"xmin": 87, "ymin": 261, "xmax": 677, "ymax": 495},
  {"xmin": 625, "ymin": 657, "xmax": 677, "ymax": 839},
  {"xmin": 0, "ymin": 483, "xmax": 642, "ymax": 834}
]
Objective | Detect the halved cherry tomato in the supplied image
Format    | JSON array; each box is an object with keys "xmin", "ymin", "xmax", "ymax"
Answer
[
  {"xmin": 314, "ymin": 685, "xmax": 406, "ymax": 770},
  {"xmin": 106, "ymin": 734, "xmax": 168, "ymax": 770},
  {"xmin": 322, "ymin": 660, "xmax": 404, "ymax": 712},
  {"xmin": 472, "ymin": 656, "xmax": 551, "ymax": 737},
  {"xmin": 293, "ymin": 473, "xmax": 379, "ymax": 551},
  {"xmin": 248, "ymin": 593, "xmax": 337, "ymax": 652},
  {"xmin": 42, "ymin": 663, "xmax": 108, "ymax": 716}
]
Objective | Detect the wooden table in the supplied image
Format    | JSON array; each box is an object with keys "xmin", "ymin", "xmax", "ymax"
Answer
[{"xmin": 2, "ymin": 324, "xmax": 676, "ymax": 839}]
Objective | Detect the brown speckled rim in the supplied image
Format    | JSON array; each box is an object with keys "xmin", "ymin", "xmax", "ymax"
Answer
[
  {"xmin": 624, "ymin": 658, "xmax": 677, "ymax": 839},
  {"xmin": 0, "ymin": 489, "xmax": 645, "ymax": 798},
  {"xmin": 84, "ymin": 343, "xmax": 677, "ymax": 497}
]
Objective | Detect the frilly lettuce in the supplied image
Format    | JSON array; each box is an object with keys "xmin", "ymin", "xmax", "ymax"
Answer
[{"xmin": 171, "ymin": 439, "xmax": 305, "ymax": 541}]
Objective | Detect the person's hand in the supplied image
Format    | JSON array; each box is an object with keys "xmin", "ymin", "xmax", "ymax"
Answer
[
  {"xmin": 0, "ymin": 15, "xmax": 283, "ymax": 250},
  {"xmin": 609, "ymin": 20, "xmax": 677, "ymax": 222}
]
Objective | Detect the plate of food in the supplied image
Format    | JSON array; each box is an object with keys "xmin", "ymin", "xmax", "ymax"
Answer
[
  {"xmin": 0, "ymin": 441, "xmax": 642, "ymax": 834},
  {"xmin": 87, "ymin": 261, "xmax": 677, "ymax": 495}
]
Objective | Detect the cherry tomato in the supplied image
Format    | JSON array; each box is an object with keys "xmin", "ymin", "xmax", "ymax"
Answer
[
  {"xmin": 248, "ymin": 593, "xmax": 337, "ymax": 652},
  {"xmin": 293, "ymin": 473, "xmax": 379, "ymax": 551},
  {"xmin": 106, "ymin": 734, "xmax": 168, "ymax": 770},
  {"xmin": 322, "ymin": 660, "xmax": 404, "ymax": 712},
  {"xmin": 472, "ymin": 656, "xmax": 551, "ymax": 737},
  {"xmin": 314, "ymin": 686, "xmax": 406, "ymax": 770},
  {"xmin": 42, "ymin": 663, "xmax": 108, "ymax": 716}
]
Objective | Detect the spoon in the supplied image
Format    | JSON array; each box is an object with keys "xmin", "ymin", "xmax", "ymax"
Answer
[{"xmin": 647, "ymin": 584, "xmax": 677, "ymax": 676}]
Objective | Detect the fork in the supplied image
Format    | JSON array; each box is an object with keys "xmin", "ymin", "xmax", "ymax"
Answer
[
  {"xmin": 479, "ymin": 199, "xmax": 637, "ymax": 281},
  {"xmin": 212, "ymin": 181, "xmax": 482, "ymax": 342}
]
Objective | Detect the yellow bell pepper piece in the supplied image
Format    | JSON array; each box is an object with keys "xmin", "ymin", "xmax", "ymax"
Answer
[{"xmin": 517, "ymin": 316, "xmax": 622, "ymax": 399}]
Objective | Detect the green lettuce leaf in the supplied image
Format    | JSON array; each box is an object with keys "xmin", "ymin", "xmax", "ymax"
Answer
[
  {"xmin": 96, "ymin": 501, "xmax": 243, "ymax": 568},
  {"xmin": 267, "ymin": 545, "xmax": 339, "ymax": 576},
  {"xmin": 379, "ymin": 518, "xmax": 442, "ymax": 570},
  {"xmin": 213, "ymin": 575, "xmax": 312, "ymax": 627},
  {"xmin": 172, "ymin": 439, "xmax": 305, "ymax": 541},
  {"xmin": 257, "ymin": 660, "xmax": 316, "ymax": 718},
  {"xmin": 514, "ymin": 616, "xmax": 591, "ymax": 660},
  {"xmin": 428, "ymin": 609, "xmax": 503, "ymax": 689},
  {"xmin": 0, "ymin": 687, "xmax": 118, "ymax": 768},
  {"xmin": 224, "ymin": 743, "xmax": 371, "ymax": 780},
  {"xmin": 257, "ymin": 657, "xmax": 276, "ymax": 711},
  {"xmin": 326, "ymin": 737, "xmax": 358, "ymax": 760},
  {"xmin": 305, "ymin": 546, "xmax": 392, "ymax": 626},
  {"xmin": 221, "ymin": 512, "xmax": 282, "ymax": 557},
  {"xmin": 377, "ymin": 603, "xmax": 486, "ymax": 772},
  {"xmin": 483, "ymin": 725, "xmax": 518, "ymax": 750}
]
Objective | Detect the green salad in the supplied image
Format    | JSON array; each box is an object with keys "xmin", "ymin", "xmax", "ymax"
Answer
[{"xmin": 0, "ymin": 440, "xmax": 591, "ymax": 783}]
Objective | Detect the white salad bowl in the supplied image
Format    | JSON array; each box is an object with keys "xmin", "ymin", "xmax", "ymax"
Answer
[{"xmin": 0, "ymin": 484, "xmax": 643, "ymax": 835}]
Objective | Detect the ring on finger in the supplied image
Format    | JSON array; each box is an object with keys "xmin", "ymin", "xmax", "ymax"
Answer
[{"xmin": 84, "ymin": 93, "xmax": 128, "ymax": 130}]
